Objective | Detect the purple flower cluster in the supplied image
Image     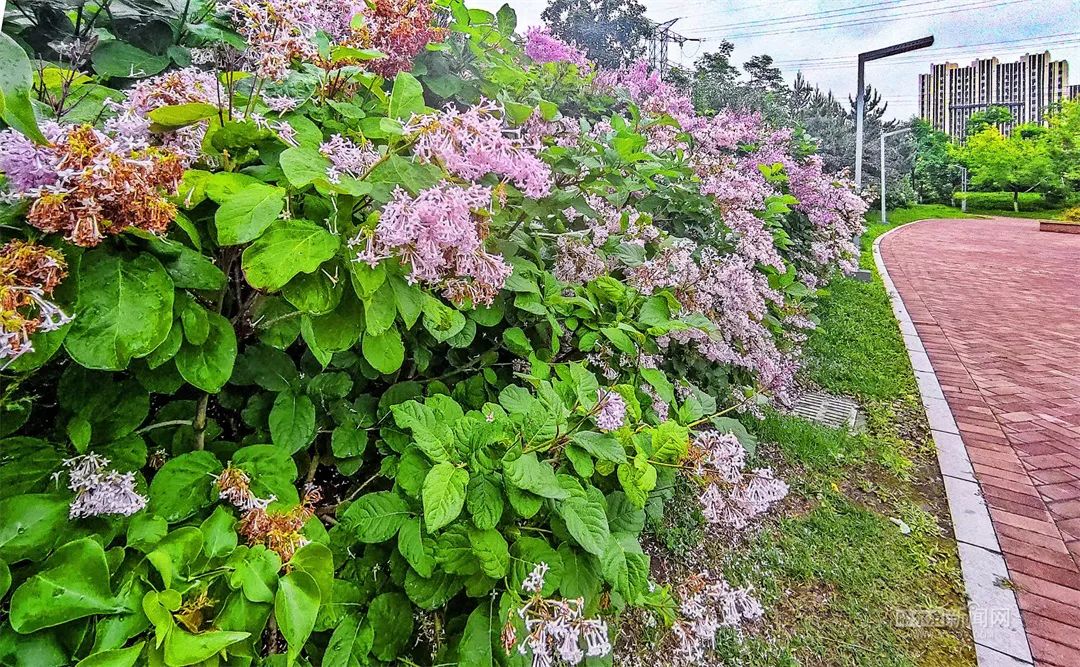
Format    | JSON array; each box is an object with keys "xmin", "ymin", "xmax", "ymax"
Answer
[
  {"xmin": 407, "ymin": 101, "xmax": 554, "ymax": 199},
  {"xmin": 319, "ymin": 134, "xmax": 380, "ymax": 183},
  {"xmin": 0, "ymin": 122, "xmax": 65, "ymax": 193},
  {"xmin": 668, "ymin": 572, "xmax": 764, "ymax": 665},
  {"xmin": 690, "ymin": 430, "xmax": 788, "ymax": 529},
  {"xmin": 595, "ymin": 389, "xmax": 627, "ymax": 431},
  {"xmin": 353, "ymin": 182, "xmax": 511, "ymax": 305},
  {"xmin": 524, "ymin": 27, "xmax": 589, "ymax": 68},
  {"xmin": 62, "ymin": 454, "xmax": 147, "ymax": 519}
]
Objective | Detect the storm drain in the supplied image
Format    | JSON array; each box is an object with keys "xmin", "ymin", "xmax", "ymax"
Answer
[{"xmin": 790, "ymin": 391, "xmax": 861, "ymax": 430}]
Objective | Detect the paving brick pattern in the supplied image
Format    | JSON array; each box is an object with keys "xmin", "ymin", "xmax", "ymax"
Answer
[{"xmin": 880, "ymin": 217, "xmax": 1080, "ymax": 666}]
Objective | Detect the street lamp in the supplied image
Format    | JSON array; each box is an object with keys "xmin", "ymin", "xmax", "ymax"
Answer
[
  {"xmin": 880, "ymin": 127, "xmax": 913, "ymax": 226},
  {"xmin": 854, "ymin": 36, "xmax": 934, "ymax": 189}
]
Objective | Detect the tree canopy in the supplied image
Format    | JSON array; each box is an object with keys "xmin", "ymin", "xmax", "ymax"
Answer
[{"xmin": 541, "ymin": 0, "xmax": 652, "ymax": 69}]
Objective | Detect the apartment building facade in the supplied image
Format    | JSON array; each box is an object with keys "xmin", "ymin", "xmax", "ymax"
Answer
[{"xmin": 918, "ymin": 50, "xmax": 1075, "ymax": 138}]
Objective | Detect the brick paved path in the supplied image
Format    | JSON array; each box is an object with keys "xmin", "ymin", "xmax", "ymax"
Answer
[{"xmin": 881, "ymin": 217, "xmax": 1080, "ymax": 666}]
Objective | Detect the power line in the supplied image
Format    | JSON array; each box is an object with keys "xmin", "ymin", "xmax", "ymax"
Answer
[
  {"xmin": 691, "ymin": 0, "xmax": 1038, "ymax": 40},
  {"xmin": 770, "ymin": 32, "xmax": 1080, "ymax": 66},
  {"xmin": 788, "ymin": 39, "xmax": 1080, "ymax": 71},
  {"xmin": 681, "ymin": 0, "xmax": 934, "ymax": 33}
]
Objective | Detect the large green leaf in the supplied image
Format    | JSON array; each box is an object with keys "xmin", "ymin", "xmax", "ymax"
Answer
[
  {"xmin": 164, "ymin": 628, "xmax": 250, "ymax": 666},
  {"xmin": 466, "ymin": 475, "xmax": 504, "ymax": 530},
  {"xmin": 66, "ymin": 251, "xmax": 175, "ymax": 371},
  {"xmin": 388, "ymin": 72, "xmax": 425, "ymax": 119},
  {"xmin": 468, "ymin": 528, "xmax": 510, "ymax": 579},
  {"xmin": 397, "ymin": 518, "xmax": 436, "ymax": 577},
  {"xmin": 342, "ymin": 492, "xmax": 411, "ymax": 543},
  {"xmin": 0, "ymin": 494, "xmax": 69, "ymax": 563},
  {"xmin": 10, "ymin": 538, "xmax": 124, "ymax": 633},
  {"xmin": 75, "ymin": 642, "xmax": 145, "ymax": 667},
  {"xmin": 148, "ymin": 451, "xmax": 223, "ymax": 522},
  {"xmin": 459, "ymin": 604, "xmax": 495, "ymax": 667},
  {"xmin": 91, "ymin": 40, "xmax": 170, "ymax": 78},
  {"xmin": 323, "ymin": 614, "xmax": 372, "ymax": 667},
  {"xmin": 269, "ymin": 390, "xmax": 316, "ymax": 454},
  {"xmin": 368, "ymin": 592, "xmax": 413, "ymax": 661},
  {"xmin": 0, "ymin": 33, "xmax": 46, "ymax": 143},
  {"xmin": 503, "ymin": 453, "xmax": 570, "ymax": 500},
  {"xmin": 421, "ymin": 463, "xmax": 469, "ymax": 533},
  {"xmin": 555, "ymin": 488, "xmax": 610, "ymax": 557},
  {"xmin": 279, "ymin": 146, "xmax": 332, "ymax": 188},
  {"xmin": 232, "ymin": 445, "xmax": 299, "ymax": 505},
  {"xmin": 175, "ymin": 311, "xmax": 236, "ymax": 393},
  {"xmin": 215, "ymin": 184, "xmax": 286, "ymax": 245},
  {"xmin": 275, "ymin": 570, "xmax": 321, "ymax": 663},
  {"xmin": 362, "ymin": 327, "xmax": 404, "ymax": 374},
  {"xmin": 242, "ymin": 219, "xmax": 339, "ymax": 291}
]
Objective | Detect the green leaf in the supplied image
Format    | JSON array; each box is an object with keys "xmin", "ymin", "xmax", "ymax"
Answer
[
  {"xmin": 651, "ymin": 421, "xmax": 689, "ymax": 464},
  {"xmin": 65, "ymin": 250, "xmax": 175, "ymax": 371},
  {"xmin": 279, "ymin": 146, "xmax": 332, "ymax": 188},
  {"xmin": 388, "ymin": 72, "xmax": 425, "ymax": 120},
  {"xmin": 165, "ymin": 629, "xmax": 249, "ymax": 665},
  {"xmin": 10, "ymin": 538, "xmax": 124, "ymax": 633},
  {"xmin": 269, "ymin": 390, "xmax": 316, "ymax": 454},
  {"xmin": 640, "ymin": 368, "xmax": 676, "ymax": 405},
  {"xmin": 232, "ymin": 445, "xmax": 300, "ymax": 504},
  {"xmin": 364, "ymin": 282, "xmax": 397, "ymax": 335},
  {"xmin": 466, "ymin": 474, "xmax": 504, "ymax": 530},
  {"xmin": 0, "ymin": 33, "xmax": 46, "ymax": 143},
  {"xmin": 201, "ymin": 506, "xmax": 238, "ymax": 559},
  {"xmin": 147, "ymin": 526, "xmax": 203, "ymax": 589},
  {"xmin": 148, "ymin": 451, "xmax": 223, "ymax": 522},
  {"xmin": 555, "ymin": 488, "xmax": 610, "ymax": 557},
  {"xmin": 242, "ymin": 219, "xmax": 340, "ymax": 291},
  {"xmin": 0, "ymin": 494, "xmax": 68, "ymax": 563},
  {"xmin": 215, "ymin": 184, "xmax": 286, "ymax": 245},
  {"xmin": 606, "ymin": 491, "xmax": 645, "ymax": 535},
  {"xmin": 468, "ymin": 527, "xmax": 510, "ymax": 578},
  {"xmin": 459, "ymin": 604, "xmax": 495, "ymax": 666},
  {"xmin": 422, "ymin": 463, "xmax": 469, "ymax": 532},
  {"xmin": 91, "ymin": 40, "xmax": 170, "ymax": 78},
  {"xmin": 362, "ymin": 327, "xmax": 405, "ymax": 374},
  {"xmin": 160, "ymin": 246, "xmax": 226, "ymax": 291},
  {"xmin": 503, "ymin": 453, "xmax": 569, "ymax": 499},
  {"xmin": 324, "ymin": 614, "xmax": 371, "ymax": 667},
  {"xmin": 369, "ymin": 592, "xmax": 413, "ymax": 661},
  {"xmin": 388, "ymin": 274, "xmax": 423, "ymax": 328},
  {"xmin": 342, "ymin": 492, "xmax": 411, "ymax": 543},
  {"xmin": 176, "ymin": 311, "xmax": 236, "ymax": 393},
  {"xmin": 301, "ymin": 293, "xmax": 364, "ymax": 354},
  {"xmin": 502, "ymin": 327, "xmax": 533, "ymax": 357},
  {"xmin": 570, "ymin": 431, "xmax": 627, "ymax": 463},
  {"xmin": 275, "ymin": 570, "xmax": 321, "ymax": 663},
  {"xmin": 148, "ymin": 102, "xmax": 219, "ymax": 128},
  {"xmin": 397, "ymin": 518, "xmax": 436, "ymax": 577},
  {"xmin": 75, "ymin": 642, "xmax": 145, "ymax": 667},
  {"xmin": 0, "ymin": 559, "xmax": 9, "ymax": 599}
]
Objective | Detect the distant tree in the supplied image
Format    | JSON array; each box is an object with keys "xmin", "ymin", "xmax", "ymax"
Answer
[
  {"xmin": 743, "ymin": 55, "xmax": 784, "ymax": 93},
  {"xmin": 956, "ymin": 126, "xmax": 1055, "ymax": 211},
  {"xmin": 911, "ymin": 119, "xmax": 962, "ymax": 204},
  {"xmin": 966, "ymin": 105, "xmax": 1013, "ymax": 136},
  {"xmin": 541, "ymin": 0, "xmax": 652, "ymax": 69},
  {"xmin": 1044, "ymin": 99, "xmax": 1080, "ymax": 193}
]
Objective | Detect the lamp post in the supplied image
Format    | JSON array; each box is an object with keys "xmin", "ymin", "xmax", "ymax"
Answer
[
  {"xmin": 880, "ymin": 127, "xmax": 913, "ymax": 226},
  {"xmin": 854, "ymin": 36, "xmax": 934, "ymax": 189}
]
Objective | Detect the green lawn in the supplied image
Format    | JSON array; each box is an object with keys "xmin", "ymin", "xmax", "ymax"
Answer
[{"xmin": 701, "ymin": 205, "xmax": 975, "ymax": 666}]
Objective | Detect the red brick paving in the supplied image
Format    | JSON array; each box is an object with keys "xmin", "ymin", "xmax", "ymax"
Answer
[{"xmin": 881, "ymin": 217, "xmax": 1080, "ymax": 667}]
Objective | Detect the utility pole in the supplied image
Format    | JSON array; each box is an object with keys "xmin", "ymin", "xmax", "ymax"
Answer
[
  {"xmin": 854, "ymin": 36, "xmax": 934, "ymax": 189},
  {"xmin": 647, "ymin": 18, "xmax": 701, "ymax": 79},
  {"xmin": 880, "ymin": 126, "xmax": 913, "ymax": 226}
]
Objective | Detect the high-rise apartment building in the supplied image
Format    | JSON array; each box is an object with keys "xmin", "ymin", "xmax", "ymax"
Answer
[{"xmin": 918, "ymin": 50, "xmax": 1075, "ymax": 138}]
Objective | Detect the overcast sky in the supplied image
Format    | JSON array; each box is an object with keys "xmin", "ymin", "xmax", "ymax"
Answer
[{"xmin": 470, "ymin": 0, "xmax": 1080, "ymax": 120}]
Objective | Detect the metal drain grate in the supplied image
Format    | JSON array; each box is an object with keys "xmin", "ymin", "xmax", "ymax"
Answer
[{"xmin": 790, "ymin": 391, "xmax": 860, "ymax": 430}]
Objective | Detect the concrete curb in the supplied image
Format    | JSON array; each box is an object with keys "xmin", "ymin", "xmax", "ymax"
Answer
[{"xmin": 872, "ymin": 223, "xmax": 1034, "ymax": 667}]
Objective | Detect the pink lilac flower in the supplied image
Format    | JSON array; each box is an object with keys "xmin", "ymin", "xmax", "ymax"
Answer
[
  {"xmin": 595, "ymin": 389, "xmax": 626, "ymax": 431},
  {"xmin": 319, "ymin": 134, "xmax": 380, "ymax": 182},
  {"xmin": 63, "ymin": 454, "xmax": 147, "ymax": 519},
  {"xmin": 669, "ymin": 572, "xmax": 763, "ymax": 665},
  {"xmin": 117, "ymin": 67, "xmax": 220, "ymax": 162},
  {"xmin": 352, "ymin": 182, "xmax": 510, "ymax": 305},
  {"xmin": 524, "ymin": 27, "xmax": 589, "ymax": 68},
  {"xmin": 505, "ymin": 563, "xmax": 612, "ymax": 666},
  {"xmin": 0, "ymin": 122, "xmax": 66, "ymax": 193},
  {"xmin": 553, "ymin": 235, "xmax": 606, "ymax": 284},
  {"xmin": 263, "ymin": 95, "xmax": 300, "ymax": 113},
  {"xmin": 407, "ymin": 100, "xmax": 554, "ymax": 198}
]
